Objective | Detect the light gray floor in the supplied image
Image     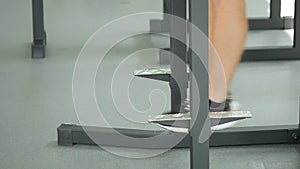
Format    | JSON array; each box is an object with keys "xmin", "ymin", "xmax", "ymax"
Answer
[{"xmin": 0, "ymin": 0, "xmax": 300, "ymax": 169}]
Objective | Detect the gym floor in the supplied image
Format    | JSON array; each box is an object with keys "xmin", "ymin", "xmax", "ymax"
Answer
[{"xmin": 0, "ymin": 0, "xmax": 299, "ymax": 168}]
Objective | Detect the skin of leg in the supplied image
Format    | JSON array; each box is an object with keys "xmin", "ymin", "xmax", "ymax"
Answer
[{"xmin": 209, "ymin": 0, "xmax": 248, "ymax": 103}]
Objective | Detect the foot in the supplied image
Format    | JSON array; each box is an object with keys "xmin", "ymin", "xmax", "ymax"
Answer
[{"xmin": 210, "ymin": 97, "xmax": 241, "ymax": 130}]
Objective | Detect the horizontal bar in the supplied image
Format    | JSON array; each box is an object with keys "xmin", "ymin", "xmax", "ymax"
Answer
[
  {"xmin": 242, "ymin": 48, "xmax": 300, "ymax": 61},
  {"xmin": 249, "ymin": 18, "xmax": 294, "ymax": 30},
  {"xmin": 57, "ymin": 124, "xmax": 190, "ymax": 149},
  {"xmin": 150, "ymin": 17, "xmax": 294, "ymax": 32},
  {"xmin": 57, "ymin": 124, "xmax": 300, "ymax": 148},
  {"xmin": 211, "ymin": 125, "xmax": 300, "ymax": 146},
  {"xmin": 158, "ymin": 47, "xmax": 300, "ymax": 62}
]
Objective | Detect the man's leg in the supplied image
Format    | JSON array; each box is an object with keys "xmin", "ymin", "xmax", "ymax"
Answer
[{"xmin": 209, "ymin": 0, "xmax": 248, "ymax": 103}]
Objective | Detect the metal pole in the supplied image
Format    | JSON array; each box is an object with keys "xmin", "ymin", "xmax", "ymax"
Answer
[
  {"xmin": 270, "ymin": 0, "xmax": 281, "ymax": 21},
  {"xmin": 296, "ymin": 0, "xmax": 300, "ymax": 128},
  {"xmin": 294, "ymin": 0, "xmax": 300, "ymax": 50},
  {"xmin": 170, "ymin": 0, "xmax": 188, "ymax": 113},
  {"xmin": 32, "ymin": 0, "xmax": 46, "ymax": 58},
  {"xmin": 189, "ymin": 0, "xmax": 209, "ymax": 168}
]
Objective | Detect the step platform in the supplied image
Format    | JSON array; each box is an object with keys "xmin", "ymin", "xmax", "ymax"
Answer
[
  {"xmin": 148, "ymin": 111, "xmax": 252, "ymax": 132},
  {"xmin": 134, "ymin": 67, "xmax": 171, "ymax": 82}
]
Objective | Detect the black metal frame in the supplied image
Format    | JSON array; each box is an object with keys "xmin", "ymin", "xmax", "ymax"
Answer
[
  {"xmin": 249, "ymin": 0, "xmax": 294, "ymax": 30},
  {"xmin": 242, "ymin": 0, "xmax": 300, "ymax": 61},
  {"xmin": 189, "ymin": 1, "xmax": 210, "ymax": 168},
  {"xmin": 170, "ymin": 0, "xmax": 188, "ymax": 113},
  {"xmin": 58, "ymin": 0, "xmax": 210, "ymax": 168},
  {"xmin": 28, "ymin": 0, "xmax": 300, "ymax": 167},
  {"xmin": 31, "ymin": 0, "xmax": 46, "ymax": 59},
  {"xmin": 149, "ymin": 0, "xmax": 171, "ymax": 33},
  {"xmin": 53, "ymin": 0, "xmax": 299, "ymax": 144},
  {"xmin": 31, "ymin": 0, "xmax": 299, "ymax": 60},
  {"xmin": 156, "ymin": 0, "xmax": 299, "ymax": 63},
  {"xmin": 58, "ymin": 124, "xmax": 300, "ymax": 147},
  {"xmin": 150, "ymin": 0, "xmax": 294, "ymax": 33}
]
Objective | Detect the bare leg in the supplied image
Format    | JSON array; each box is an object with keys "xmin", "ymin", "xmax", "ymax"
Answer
[{"xmin": 209, "ymin": 0, "xmax": 248, "ymax": 103}]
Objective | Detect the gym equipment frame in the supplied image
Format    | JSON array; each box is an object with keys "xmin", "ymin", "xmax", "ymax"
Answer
[
  {"xmin": 28, "ymin": 0, "xmax": 299, "ymax": 167},
  {"xmin": 31, "ymin": 0, "xmax": 46, "ymax": 59},
  {"xmin": 31, "ymin": 0, "xmax": 299, "ymax": 60},
  {"xmin": 59, "ymin": 1, "xmax": 211, "ymax": 168},
  {"xmin": 58, "ymin": 0, "xmax": 300, "ymax": 148},
  {"xmin": 150, "ymin": 0, "xmax": 294, "ymax": 33},
  {"xmin": 157, "ymin": 0, "xmax": 300, "ymax": 63},
  {"xmin": 57, "ymin": 0, "xmax": 300, "ymax": 158},
  {"xmin": 243, "ymin": 0, "xmax": 300, "ymax": 61},
  {"xmin": 52, "ymin": 0, "xmax": 300, "ymax": 144}
]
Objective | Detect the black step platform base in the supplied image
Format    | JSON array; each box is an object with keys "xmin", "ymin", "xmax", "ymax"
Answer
[{"xmin": 57, "ymin": 124, "xmax": 300, "ymax": 147}]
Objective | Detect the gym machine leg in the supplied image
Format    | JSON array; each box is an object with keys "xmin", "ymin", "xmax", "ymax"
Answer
[
  {"xmin": 149, "ymin": 0, "xmax": 171, "ymax": 33},
  {"xmin": 243, "ymin": 0, "xmax": 300, "ymax": 61},
  {"xmin": 249, "ymin": 0, "xmax": 293, "ymax": 30},
  {"xmin": 31, "ymin": 0, "xmax": 46, "ymax": 59}
]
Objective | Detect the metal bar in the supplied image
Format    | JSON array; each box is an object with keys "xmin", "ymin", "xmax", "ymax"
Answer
[
  {"xmin": 162, "ymin": 0, "xmax": 171, "ymax": 30},
  {"xmin": 32, "ymin": 0, "xmax": 45, "ymax": 44},
  {"xmin": 294, "ymin": 0, "xmax": 300, "ymax": 51},
  {"xmin": 31, "ymin": 0, "xmax": 46, "ymax": 58},
  {"xmin": 149, "ymin": 0, "xmax": 171, "ymax": 33},
  {"xmin": 57, "ymin": 124, "xmax": 191, "ymax": 148},
  {"xmin": 242, "ymin": 48, "xmax": 300, "ymax": 61},
  {"xmin": 249, "ymin": 0, "xmax": 294, "ymax": 30},
  {"xmin": 169, "ymin": 0, "xmax": 188, "ymax": 113},
  {"xmin": 159, "ymin": 0, "xmax": 293, "ymax": 64},
  {"xmin": 242, "ymin": 1, "xmax": 300, "ymax": 62},
  {"xmin": 57, "ymin": 124, "xmax": 300, "ymax": 147},
  {"xmin": 271, "ymin": 0, "xmax": 281, "ymax": 20},
  {"xmin": 162, "ymin": 47, "xmax": 300, "ymax": 62},
  {"xmin": 249, "ymin": 18, "xmax": 293, "ymax": 30},
  {"xmin": 295, "ymin": 0, "xmax": 300, "ymax": 130},
  {"xmin": 162, "ymin": 47, "xmax": 300, "ymax": 63},
  {"xmin": 211, "ymin": 126, "xmax": 300, "ymax": 146},
  {"xmin": 189, "ymin": 0, "xmax": 209, "ymax": 168},
  {"xmin": 154, "ymin": 0, "xmax": 293, "ymax": 33},
  {"xmin": 243, "ymin": 0, "xmax": 299, "ymax": 62}
]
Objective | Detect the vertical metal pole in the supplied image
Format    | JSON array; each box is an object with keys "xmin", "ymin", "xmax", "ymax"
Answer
[
  {"xmin": 163, "ymin": 0, "xmax": 171, "ymax": 25},
  {"xmin": 271, "ymin": 0, "xmax": 281, "ymax": 18},
  {"xmin": 170, "ymin": 0, "xmax": 188, "ymax": 113},
  {"xmin": 32, "ymin": 0, "xmax": 46, "ymax": 58},
  {"xmin": 149, "ymin": 0, "xmax": 171, "ymax": 33},
  {"xmin": 294, "ymin": 0, "xmax": 300, "ymax": 50},
  {"xmin": 295, "ymin": 3, "xmax": 300, "ymax": 125},
  {"xmin": 270, "ymin": 0, "xmax": 282, "ymax": 24},
  {"xmin": 189, "ymin": 0, "xmax": 209, "ymax": 168}
]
